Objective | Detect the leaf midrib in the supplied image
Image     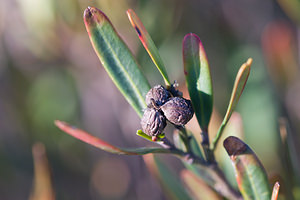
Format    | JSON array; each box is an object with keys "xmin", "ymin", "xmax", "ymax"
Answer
[{"xmin": 97, "ymin": 24, "xmax": 147, "ymax": 112}]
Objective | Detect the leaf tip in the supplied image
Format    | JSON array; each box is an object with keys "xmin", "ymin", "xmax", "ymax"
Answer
[
  {"xmin": 271, "ymin": 181, "xmax": 280, "ymax": 200},
  {"xmin": 54, "ymin": 120, "xmax": 78, "ymax": 134},
  {"xmin": 240, "ymin": 57, "xmax": 253, "ymax": 72},
  {"xmin": 54, "ymin": 120, "xmax": 64, "ymax": 129},
  {"xmin": 126, "ymin": 9, "xmax": 133, "ymax": 16},
  {"xmin": 83, "ymin": 6, "xmax": 109, "ymax": 28},
  {"xmin": 126, "ymin": 9, "xmax": 142, "ymax": 37},
  {"xmin": 223, "ymin": 136, "xmax": 247, "ymax": 156},
  {"xmin": 246, "ymin": 58, "xmax": 253, "ymax": 66},
  {"xmin": 183, "ymin": 33, "xmax": 200, "ymax": 43}
]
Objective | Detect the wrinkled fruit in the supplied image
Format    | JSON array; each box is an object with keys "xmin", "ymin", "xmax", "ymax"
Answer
[
  {"xmin": 145, "ymin": 85, "xmax": 171, "ymax": 106},
  {"xmin": 140, "ymin": 107, "xmax": 167, "ymax": 137},
  {"xmin": 161, "ymin": 97, "xmax": 194, "ymax": 126}
]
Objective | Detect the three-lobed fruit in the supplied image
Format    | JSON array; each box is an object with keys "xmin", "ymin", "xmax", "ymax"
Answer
[
  {"xmin": 141, "ymin": 85, "xmax": 194, "ymax": 137},
  {"xmin": 140, "ymin": 107, "xmax": 166, "ymax": 137},
  {"xmin": 145, "ymin": 85, "xmax": 171, "ymax": 106},
  {"xmin": 160, "ymin": 97, "xmax": 194, "ymax": 126}
]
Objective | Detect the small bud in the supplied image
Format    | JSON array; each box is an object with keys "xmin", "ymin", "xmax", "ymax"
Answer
[
  {"xmin": 140, "ymin": 107, "xmax": 166, "ymax": 137},
  {"xmin": 161, "ymin": 97, "xmax": 194, "ymax": 126},
  {"xmin": 145, "ymin": 85, "xmax": 171, "ymax": 106}
]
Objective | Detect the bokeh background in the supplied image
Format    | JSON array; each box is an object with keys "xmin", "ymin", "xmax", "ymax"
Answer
[{"xmin": 1, "ymin": 0, "xmax": 300, "ymax": 199}]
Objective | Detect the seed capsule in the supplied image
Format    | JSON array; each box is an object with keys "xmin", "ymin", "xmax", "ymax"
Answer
[
  {"xmin": 140, "ymin": 107, "xmax": 166, "ymax": 137},
  {"xmin": 145, "ymin": 85, "xmax": 171, "ymax": 106},
  {"xmin": 161, "ymin": 97, "xmax": 194, "ymax": 126}
]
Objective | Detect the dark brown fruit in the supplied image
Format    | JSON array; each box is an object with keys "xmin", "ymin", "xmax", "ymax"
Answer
[
  {"xmin": 161, "ymin": 97, "xmax": 194, "ymax": 126},
  {"xmin": 140, "ymin": 107, "xmax": 166, "ymax": 136},
  {"xmin": 145, "ymin": 85, "xmax": 171, "ymax": 106}
]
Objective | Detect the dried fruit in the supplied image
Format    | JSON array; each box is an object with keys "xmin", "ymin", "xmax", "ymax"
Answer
[
  {"xmin": 161, "ymin": 97, "xmax": 194, "ymax": 126},
  {"xmin": 145, "ymin": 85, "xmax": 171, "ymax": 106},
  {"xmin": 140, "ymin": 107, "xmax": 167, "ymax": 137}
]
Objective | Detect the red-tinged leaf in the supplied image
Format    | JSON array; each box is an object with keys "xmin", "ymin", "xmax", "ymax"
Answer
[
  {"xmin": 143, "ymin": 154, "xmax": 192, "ymax": 200},
  {"xmin": 127, "ymin": 9, "xmax": 171, "ymax": 86},
  {"xmin": 55, "ymin": 120, "xmax": 171, "ymax": 155},
  {"xmin": 211, "ymin": 58, "xmax": 252, "ymax": 150},
  {"xmin": 271, "ymin": 182, "xmax": 280, "ymax": 200},
  {"xmin": 181, "ymin": 169, "xmax": 222, "ymax": 200},
  {"xmin": 84, "ymin": 7, "xmax": 150, "ymax": 117},
  {"xmin": 224, "ymin": 136, "xmax": 271, "ymax": 200},
  {"xmin": 30, "ymin": 143, "xmax": 55, "ymax": 200},
  {"xmin": 183, "ymin": 33, "xmax": 213, "ymax": 132}
]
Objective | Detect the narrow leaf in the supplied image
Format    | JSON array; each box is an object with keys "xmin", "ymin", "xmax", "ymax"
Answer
[
  {"xmin": 211, "ymin": 58, "xmax": 252, "ymax": 150},
  {"xmin": 181, "ymin": 169, "xmax": 222, "ymax": 200},
  {"xmin": 271, "ymin": 182, "xmax": 280, "ymax": 200},
  {"xmin": 183, "ymin": 33, "xmax": 213, "ymax": 131},
  {"xmin": 144, "ymin": 154, "xmax": 192, "ymax": 200},
  {"xmin": 127, "ymin": 9, "xmax": 171, "ymax": 86},
  {"xmin": 55, "ymin": 120, "xmax": 172, "ymax": 155},
  {"xmin": 136, "ymin": 129, "xmax": 165, "ymax": 142},
  {"xmin": 84, "ymin": 7, "xmax": 150, "ymax": 117},
  {"xmin": 30, "ymin": 143, "xmax": 55, "ymax": 200},
  {"xmin": 223, "ymin": 136, "xmax": 271, "ymax": 200}
]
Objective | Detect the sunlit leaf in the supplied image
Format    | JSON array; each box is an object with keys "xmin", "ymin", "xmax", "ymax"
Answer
[
  {"xmin": 136, "ymin": 129, "xmax": 165, "ymax": 142},
  {"xmin": 84, "ymin": 7, "xmax": 150, "ymax": 117},
  {"xmin": 215, "ymin": 112, "xmax": 244, "ymax": 188},
  {"xmin": 127, "ymin": 9, "xmax": 171, "ymax": 86},
  {"xmin": 211, "ymin": 58, "xmax": 252, "ymax": 150},
  {"xmin": 55, "ymin": 120, "xmax": 172, "ymax": 155},
  {"xmin": 181, "ymin": 169, "xmax": 222, "ymax": 200},
  {"xmin": 183, "ymin": 33, "xmax": 213, "ymax": 132},
  {"xmin": 223, "ymin": 136, "xmax": 271, "ymax": 200},
  {"xmin": 271, "ymin": 182, "xmax": 280, "ymax": 200},
  {"xmin": 144, "ymin": 154, "xmax": 192, "ymax": 200}
]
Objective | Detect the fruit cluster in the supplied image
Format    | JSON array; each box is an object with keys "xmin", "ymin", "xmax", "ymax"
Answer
[{"xmin": 141, "ymin": 85, "xmax": 194, "ymax": 139}]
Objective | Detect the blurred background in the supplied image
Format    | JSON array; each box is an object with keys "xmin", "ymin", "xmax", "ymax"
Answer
[{"xmin": 1, "ymin": 0, "xmax": 300, "ymax": 199}]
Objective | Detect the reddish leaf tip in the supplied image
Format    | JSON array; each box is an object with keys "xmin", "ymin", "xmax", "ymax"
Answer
[
  {"xmin": 83, "ymin": 7, "xmax": 93, "ymax": 19},
  {"xmin": 183, "ymin": 33, "xmax": 200, "ymax": 43},
  {"xmin": 271, "ymin": 181, "xmax": 280, "ymax": 200},
  {"xmin": 54, "ymin": 120, "xmax": 68, "ymax": 129},
  {"xmin": 126, "ymin": 9, "xmax": 136, "ymax": 25},
  {"xmin": 83, "ymin": 6, "xmax": 109, "ymax": 27},
  {"xmin": 223, "ymin": 136, "xmax": 247, "ymax": 156},
  {"xmin": 126, "ymin": 9, "xmax": 133, "ymax": 15}
]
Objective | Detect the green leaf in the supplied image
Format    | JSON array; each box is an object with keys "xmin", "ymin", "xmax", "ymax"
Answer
[
  {"xmin": 127, "ymin": 9, "xmax": 171, "ymax": 86},
  {"xmin": 181, "ymin": 169, "xmax": 222, "ymax": 200},
  {"xmin": 55, "ymin": 120, "xmax": 172, "ymax": 155},
  {"xmin": 183, "ymin": 33, "xmax": 213, "ymax": 131},
  {"xmin": 189, "ymin": 134, "xmax": 204, "ymax": 159},
  {"xmin": 223, "ymin": 136, "xmax": 271, "ymax": 200},
  {"xmin": 84, "ymin": 7, "xmax": 150, "ymax": 117},
  {"xmin": 144, "ymin": 154, "xmax": 192, "ymax": 200},
  {"xmin": 215, "ymin": 112, "xmax": 244, "ymax": 188},
  {"xmin": 211, "ymin": 58, "xmax": 252, "ymax": 150},
  {"xmin": 173, "ymin": 129, "xmax": 204, "ymax": 160},
  {"xmin": 136, "ymin": 129, "xmax": 165, "ymax": 142}
]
